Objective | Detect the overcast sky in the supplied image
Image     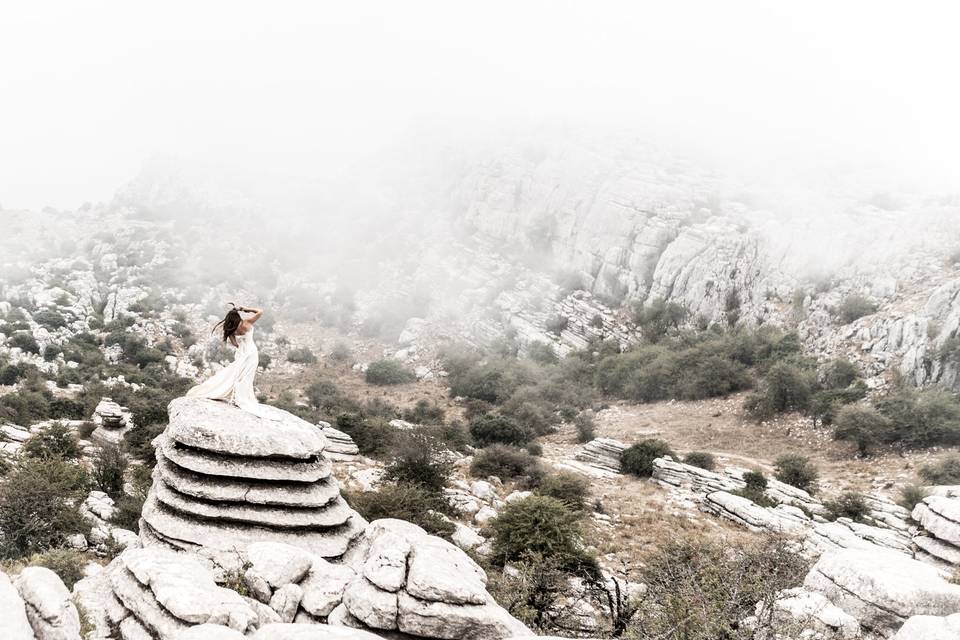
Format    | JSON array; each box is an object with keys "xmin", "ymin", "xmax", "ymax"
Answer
[{"xmin": 1, "ymin": 1, "xmax": 959, "ymax": 210}]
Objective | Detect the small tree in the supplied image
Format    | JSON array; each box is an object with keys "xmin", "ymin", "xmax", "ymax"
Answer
[
  {"xmin": 90, "ymin": 444, "xmax": 128, "ymax": 498},
  {"xmin": 365, "ymin": 359, "xmax": 415, "ymax": 385},
  {"xmin": 683, "ymin": 451, "xmax": 716, "ymax": 471},
  {"xmin": 470, "ymin": 413, "xmax": 531, "ymax": 447},
  {"xmin": 383, "ymin": 432, "xmax": 453, "ymax": 493},
  {"xmin": 823, "ymin": 491, "xmax": 870, "ymax": 522},
  {"xmin": 574, "ymin": 411, "xmax": 596, "ymax": 444},
  {"xmin": 23, "ymin": 423, "xmax": 81, "ymax": 461},
  {"xmin": 491, "ymin": 496, "xmax": 596, "ymax": 575},
  {"xmin": 919, "ymin": 455, "xmax": 960, "ymax": 485},
  {"xmin": 833, "ymin": 405, "xmax": 891, "ymax": 456},
  {"xmin": 837, "ymin": 294, "xmax": 878, "ymax": 324},
  {"xmin": 470, "ymin": 445, "xmax": 544, "ymax": 486}
]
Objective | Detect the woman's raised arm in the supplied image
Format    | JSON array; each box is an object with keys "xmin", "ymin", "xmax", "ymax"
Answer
[{"xmin": 239, "ymin": 306, "xmax": 264, "ymax": 324}]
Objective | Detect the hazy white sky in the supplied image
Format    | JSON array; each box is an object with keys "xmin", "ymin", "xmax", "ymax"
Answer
[{"xmin": 1, "ymin": 1, "xmax": 959, "ymax": 209}]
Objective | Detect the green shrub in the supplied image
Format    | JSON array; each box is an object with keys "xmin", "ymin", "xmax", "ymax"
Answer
[
  {"xmin": 33, "ymin": 310, "xmax": 68, "ymax": 329},
  {"xmin": 490, "ymin": 496, "xmax": 597, "ymax": 575},
  {"xmin": 25, "ymin": 549, "xmax": 87, "ymax": 589},
  {"xmin": 744, "ymin": 362, "xmax": 815, "ymax": 420},
  {"xmin": 633, "ymin": 299, "xmax": 687, "ymax": 343},
  {"xmin": 919, "ymin": 455, "xmax": 960, "ymax": 485},
  {"xmin": 335, "ymin": 413, "xmax": 397, "ymax": 458},
  {"xmin": 545, "ymin": 315, "xmax": 569, "ymax": 336},
  {"xmin": 875, "ymin": 387, "xmax": 960, "ymax": 449},
  {"xmin": 448, "ymin": 359, "xmax": 529, "ymax": 404},
  {"xmin": 330, "ymin": 342, "xmax": 352, "ymax": 362},
  {"xmin": 525, "ymin": 442, "xmax": 543, "ymax": 456},
  {"xmin": 683, "ymin": 452, "xmax": 716, "ymax": 471},
  {"xmin": 287, "ymin": 347, "xmax": 317, "ymax": 364},
  {"xmin": 258, "ymin": 353, "xmax": 271, "ymax": 370},
  {"xmin": 898, "ymin": 483, "xmax": 930, "ymax": 511},
  {"xmin": 470, "ymin": 445, "xmax": 544, "ymax": 487},
  {"xmin": 23, "ymin": 423, "xmax": 81, "ymax": 461},
  {"xmin": 535, "ymin": 472, "xmax": 590, "ymax": 511},
  {"xmin": 347, "ymin": 483, "xmax": 454, "ymax": 538},
  {"xmin": 833, "ymin": 405, "xmax": 891, "ymax": 456},
  {"xmin": 621, "ymin": 439, "xmax": 674, "ymax": 477},
  {"xmin": 122, "ymin": 422, "xmax": 165, "ymax": 466},
  {"xmin": 43, "ymin": 344, "xmax": 63, "ymax": 362},
  {"xmin": 402, "ymin": 399, "xmax": 445, "ymax": 425},
  {"xmin": 821, "ymin": 358, "xmax": 861, "ymax": 389},
  {"xmin": 90, "ymin": 444, "xmax": 128, "ymax": 498},
  {"xmin": 837, "ymin": 295, "xmax": 878, "ymax": 324},
  {"xmin": 823, "ymin": 491, "xmax": 870, "ymax": 522},
  {"xmin": 774, "ymin": 455, "xmax": 819, "ymax": 493},
  {"xmin": 574, "ymin": 412, "xmax": 595, "ymax": 443},
  {"xmin": 109, "ymin": 466, "xmax": 152, "ymax": 533},
  {"xmin": 470, "ymin": 413, "xmax": 531, "ymax": 447},
  {"xmin": 8, "ymin": 332, "xmax": 40, "ymax": 354},
  {"xmin": 526, "ymin": 342, "xmax": 558, "ymax": 365},
  {"xmin": 736, "ymin": 470, "xmax": 773, "ymax": 506},
  {"xmin": 383, "ymin": 432, "xmax": 453, "ymax": 493},
  {"xmin": 0, "ymin": 458, "xmax": 90, "ymax": 558},
  {"xmin": 365, "ymin": 359, "xmax": 415, "ymax": 385},
  {"xmin": 637, "ymin": 535, "xmax": 809, "ymax": 640}
]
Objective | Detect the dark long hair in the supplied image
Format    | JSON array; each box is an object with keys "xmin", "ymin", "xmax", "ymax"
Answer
[{"xmin": 213, "ymin": 307, "xmax": 243, "ymax": 342}]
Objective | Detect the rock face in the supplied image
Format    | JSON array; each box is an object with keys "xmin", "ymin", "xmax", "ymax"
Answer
[
  {"xmin": 140, "ymin": 397, "xmax": 365, "ymax": 558},
  {"xmin": 803, "ymin": 548, "xmax": 960, "ymax": 636},
  {"xmin": 0, "ymin": 570, "xmax": 38, "ymax": 640},
  {"xmin": 336, "ymin": 519, "xmax": 531, "ymax": 640},
  {"xmin": 891, "ymin": 613, "xmax": 960, "ymax": 639},
  {"xmin": 912, "ymin": 495, "xmax": 960, "ymax": 567}
]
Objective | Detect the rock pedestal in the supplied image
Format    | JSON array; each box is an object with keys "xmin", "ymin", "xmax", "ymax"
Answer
[
  {"xmin": 91, "ymin": 397, "xmax": 133, "ymax": 445},
  {"xmin": 912, "ymin": 495, "xmax": 960, "ymax": 567},
  {"xmin": 317, "ymin": 423, "xmax": 359, "ymax": 459},
  {"xmin": 140, "ymin": 398, "xmax": 365, "ymax": 558}
]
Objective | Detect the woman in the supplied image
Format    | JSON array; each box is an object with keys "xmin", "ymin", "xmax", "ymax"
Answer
[{"xmin": 187, "ymin": 303, "xmax": 280, "ymax": 419}]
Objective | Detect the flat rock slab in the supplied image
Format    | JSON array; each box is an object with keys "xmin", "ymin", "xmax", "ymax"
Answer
[
  {"xmin": 151, "ymin": 482, "xmax": 354, "ymax": 529},
  {"xmin": 892, "ymin": 613, "xmax": 960, "ymax": 639},
  {"xmin": 156, "ymin": 435, "xmax": 331, "ymax": 482},
  {"xmin": 168, "ymin": 398, "xmax": 326, "ymax": 460},
  {"xmin": 155, "ymin": 453, "xmax": 340, "ymax": 507},
  {"xmin": 141, "ymin": 496, "xmax": 365, "ymax": 559}
]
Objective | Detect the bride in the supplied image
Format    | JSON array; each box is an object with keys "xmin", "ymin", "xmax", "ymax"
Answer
[{"xmin": 187, "ymin": 303, "xmax": 282, "ymax": 420}]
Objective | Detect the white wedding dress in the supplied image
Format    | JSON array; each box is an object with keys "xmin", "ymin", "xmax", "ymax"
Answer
[{"xmin": 187, "ymin": 326, "xmax": 282, "ymax": 420}]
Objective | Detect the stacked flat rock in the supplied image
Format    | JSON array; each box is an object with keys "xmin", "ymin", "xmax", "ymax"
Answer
[
  {"xmin": 140, "ymin": 397, "xmax": 365, "ymax": 558},
  {"xmin": 317, "ymin": 423, "xmax": 359, "ymax": 459},
  {"xmin": 912, "ymin": 495, "xmax": 960, "ymax": 566},
  {"xmin": 573, "ymin": 438, "xmax": 626, "ymax": 473},
  {"xmin": 91, "ymin": 397, "xmax": 133, "ymax": 445}
]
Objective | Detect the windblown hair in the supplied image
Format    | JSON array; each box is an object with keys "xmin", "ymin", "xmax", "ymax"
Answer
[{"xmin": 213, "ymin": 308, "xmax": 243, "ymax": 342}]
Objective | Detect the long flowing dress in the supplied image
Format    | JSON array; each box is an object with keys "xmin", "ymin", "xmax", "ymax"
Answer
[{"xmin": 186, "ymin": 326, "xmax": 281, "ymax": 420}]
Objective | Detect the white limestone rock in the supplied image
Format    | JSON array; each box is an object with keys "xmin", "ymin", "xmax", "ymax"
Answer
[
  {"xmin": 891, "ymin": 613, "xmax": 960, "ymax": 639},
  {"xmin": 14, "ymin": 566, "xmax": 81, "ymax": 640},
  {"xmin": 268, "ymin": 584, "xmax": 303, "ymax": 623},
  {"xmin": 406, "ymin": 537, "xmax": 488, "ymax": 605},
  {"xmin": 246, "ymin": 542, "xmax": 314, "ymax": 589},
  {"xmin": 0, "ymin": 571, "xmax": 35, "ymax": 640},
  {"xmin": 397, "ymin": 591, "xmax": 531, "ymax": 640},
  {"xmin": 299, "ymin": 560, "xmax": 356, "ymax": 618},
  {"xmin": 361, "ymin": 531, "xmax": 411, "ymax": 592}
]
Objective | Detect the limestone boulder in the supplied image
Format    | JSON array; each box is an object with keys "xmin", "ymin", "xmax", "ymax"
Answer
[
  {"xmin": 0, "ymin": 570, "xmax": 35, "ymax": 640},
  {"xmin": 891, "ymin": 613, "xmax": 960, "ymax": 639},
  {"xmin": 14, "ymin": 566, "xmax": 81, "ymax": 640}
]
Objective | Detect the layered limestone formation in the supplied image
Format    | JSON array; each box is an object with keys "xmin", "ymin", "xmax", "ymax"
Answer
[
  {"xmin": 912, "ymin": 495, "xmax": 960, "ymax": 567},
  {"xmin": 91, "ymin": 397, "xmax": 133, "ymax": 445},
  {"xmin": 572, "ymin": 438, "xmax": 626, "ymax": 474},
  {"xmin": 140, "ymin": 397, "xmax": 365, "ymax": 558},
  {"xmin": 317, "ymin": 423, "xmax": 359, "ymax": 459}
]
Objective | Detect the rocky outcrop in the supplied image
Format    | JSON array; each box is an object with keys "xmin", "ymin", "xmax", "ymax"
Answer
[
  {"xmin": 912, "ymin": 495, "xmax": 960, "ymax": 567},
  {"xmin": 755, "ymin": 588, "xmax": 861, "ymax": 639},
  {"xmin": 316, "ymin": 423, "xmax": 359, "ymax": 459},
  {"xmin": 803, "ymin": 548, "xmax": 960, "ymax": 637},
  {"xmin": 335, "ymin": 519, "xmax": 530, "ymax": 640},
  {"xmin": 572, "ymin": 438, "xmax": 626, "ymax": 475},
  {"xmin": 140, "ymin": 398, "xmax": 365, "ymax": 558}
]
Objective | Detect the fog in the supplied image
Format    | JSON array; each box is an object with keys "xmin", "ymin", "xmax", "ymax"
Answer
[{"xmin": 2, "ymin": 1, "xmax": 960, "ymax": 211}]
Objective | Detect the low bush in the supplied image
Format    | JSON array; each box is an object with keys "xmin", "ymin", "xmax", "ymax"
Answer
[
  {"xmin": 823, "ymin": 491, "xmax": 870, "ymax": 522},
  {"xmin": 365, "ymin": 359, "xmax": 415, "ymax": 385},
  {"xmin": 402, "ymin": 399, "xmax": 445, "ymax": 425},
  {"xmin": 8, "ymin": 332, "xmax": 40, "ymax": 355},
  {"xmin": 490, "ymin": 496, "xmax": 597, "ymax": 575},
  {"xmin": 470, "ymin": 413, "xmax": 531, "ymax": 447},
  {"xmin": 683, "ymin": 452, "xmax": 716, "ymax": 471},
  {"xmin": 470, "ymin": 445, "xmax": 544, "ymax": 487},
  {"xmin": 774, "ymin": 455, "xmax": 819, "ymax": 494},
  {"xmin": 837, "ymin": 294, "xmax": 878, "ymax": 324},
  {"xmin": 526, "ymin": 342, "xmax": 558, "ymax": 366},
  {"xmin": 109, "ymin": 466, "xmax": 152, "ymax": 533},
  {"xmin": 744, "ymin": 362, "xmax": 815, "ymax": 421},
  {"xmin": 123, "ymin": 422, "xmax": 165, "ymax": 467},
  {"xmin": 633, "ymin": 298, "xmax": 687, "ymax": 343},
  {"xmin": 535, "ymin": 472, "xmax": 590, "ymax": 511},
  {"xmin": 23, "ymin": 423, "xmax": 82, "ymax": 461},
  {"xmin": 90, "ymin": 444, "xmax": 128, "ymax": 498},
  {"xmin": 574, "ymin": 412, "xmax": 596, "ymax": 443},
  {"xmin": 0, "ymin": 458, "xmax": 90, "ymax": 559},
  {"xmin": 875, "ymin": 387, "xmax": 960, "ymax": 449},
  {"xmin": 335, "ymin": 413, "xmax": 397, "ymax": 458},
  {"xmin": 287, "ymin": 347, "xmax": 318, "ymax": 364},
  {"xmin": 620, "ymin": 439, "xmax": 674, "ymax": 477},
  {"xmin": 919, "ymin": 455, "xmax": 960, "ymax": 485},
  {"xmin": 735, "ymin": 470, "xmax": 774, "ymax": 507},
  {"xmin": 383, "ymin": 432, "xmax": 453, "ymax": 493},
  {"xmin": 348, "ymin": 483, "xmax": 454, "ymax": 538},
  {"xmin": 898, "ymin": 483, "xmax": 930, "ymax": 511}
]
